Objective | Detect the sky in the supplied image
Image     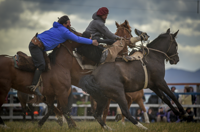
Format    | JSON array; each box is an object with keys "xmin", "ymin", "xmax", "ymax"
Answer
[{"xmin": 0, "ymin": 0, "xmax": 200, "ymax": 72}]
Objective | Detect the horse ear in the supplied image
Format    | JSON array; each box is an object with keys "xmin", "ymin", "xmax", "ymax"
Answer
[
  {"xmin": 115, "ymin": 21, "xmax": 120, "ymax": 28},
  {"xmin": 125, "ymin": 20, "xmax": 129, "ymax": 26},
  {"xmin": 173, "ymin": 30, "xmax": 179, "ymax": 38},
  {"xmin": 166, "ymin": 28, "xmax": 170, "ymax": 34}
]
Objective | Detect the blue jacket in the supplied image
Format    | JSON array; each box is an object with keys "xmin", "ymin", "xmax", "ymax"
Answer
[{"xmin": 37, "ymin": 22, "xmax": 93, "ymax": 51}]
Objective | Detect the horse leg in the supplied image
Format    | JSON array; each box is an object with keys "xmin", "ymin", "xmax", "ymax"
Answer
[
  {"xmin": 116, "ymin": 92, "xmax": 148, "ymax": 130},
  {"xmin": 0, "ymin": 86, "xmax": 10, "ymax": 128},
  {"xmin": 55, "ymin": 100, "xmax": 64, "ymax": 126},
  {"xmin": 137, "ymin": 98, "xmax": 150, "ymax": 123},
  {"xmin": 28, "ymin": 103, "xmax": 34, "ymax": 122},
  {"xmin": 154, "ymin": 82, "xmax": 185, "ymax": 116},
  {"xmin": 121, "ymin": 94, "xmax": 133, "ymax": 125},
  {"xmin": 93, "ymin": 98, "xmax": 112, "ymax": 130},
  {"xmin": 150, "ymin": 88, "xmax": 180, "ymax": 116},
  {"xmin": 38, "ymin": 97, "xmax": 54, "ymax": 127},
  {"xmin": 58, "ymin": 89, "xmax": 76, "ymax": 129},
  {"xmin": 102, "ymin": 99, "xmax": 111, "ymax": 123}
]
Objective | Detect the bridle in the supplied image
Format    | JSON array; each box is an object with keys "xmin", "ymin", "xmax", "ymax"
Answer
[
  {"xmin": 147, "ymin": 34, "xmax": 179, "ymax": 62},
  {"xmin": 117, "ymin": 26, "xmax": 133, "ymax": 38}
]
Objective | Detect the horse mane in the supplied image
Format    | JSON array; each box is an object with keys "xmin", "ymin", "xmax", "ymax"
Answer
[{"xmin": 146, "ymin": 32, "xmax": 169, "ymax": 48}]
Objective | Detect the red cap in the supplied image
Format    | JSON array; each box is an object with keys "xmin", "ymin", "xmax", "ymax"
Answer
[{"xmin": 97, "ymin": 7, "xmax": 109, "ymax": 16}]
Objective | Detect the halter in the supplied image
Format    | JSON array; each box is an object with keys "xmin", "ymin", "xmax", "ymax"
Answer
[
  {"xmin": 147, "ymin": 34, "xmax": 178, "ymax": 62},
  {"xmin": 117, "ymin": 27, "xmax": 133, "ymax": 38}
]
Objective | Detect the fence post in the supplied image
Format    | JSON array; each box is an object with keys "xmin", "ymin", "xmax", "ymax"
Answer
[
  {"xmin": 197, "ymin": 84, "xmax": 200, "ymax": 119},
  {"xmin": 84, "ymin": 95, "xmax": 88, "ymax": 118},
  {"xmin": 9, "ymin": 89, "xmax": 13, "ymax": 122}
]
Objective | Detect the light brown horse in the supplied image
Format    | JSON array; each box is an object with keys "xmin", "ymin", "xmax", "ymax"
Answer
[{"xmin": 0, "ymin": 30, "xmax": 83, "ymax": 128}]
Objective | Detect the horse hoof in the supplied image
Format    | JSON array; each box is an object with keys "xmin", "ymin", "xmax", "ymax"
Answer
[
  {"xmin": 103, "ymin": 125, "xmax": 112, "ymax": 131},
  {"xmin": 0, "ymin": 124, "xmax": 10, "ymax": 129},
  {"xmin": 121, "ymin": 122, "xmax": 125, "ymax": 126},
  {"xmin": 135, "ymin": 122, "xmax": 148, "ymax": 130},
  {"xmin": 145, "ymin": 120, "xmax": 150, "ymax": 124}
]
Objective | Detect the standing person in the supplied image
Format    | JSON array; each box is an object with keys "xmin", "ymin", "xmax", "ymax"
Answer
[
  {"xmin": 156, "ymin": 107, "xmax": 167, "ymax": 122},
  {"xmin": 190, "ymin": 86, "xmax": 196, "ymax": 116},
  {"xmin": 27, "ymin": 15, "xmax": 99, "ymax": 97},
  {"xmin": 71, "ymin": 88, "xmax": 80, "ymax": 116},
  {"xmin": 135, "ymin": 108, "xmax": 144, "ymax": 122},
  {"xmin": 147, "ymin": 108, "xmax": 156, "ymax": 122},
  {"xmin": 179, "ymin": 85, "xmax": 192, "ymax": 111},
  {"xmin": 85, "ymin": 7, "xmax": 149, "ymax": 62}
]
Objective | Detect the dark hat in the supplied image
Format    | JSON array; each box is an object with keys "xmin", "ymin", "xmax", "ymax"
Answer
[
  {"xmin": 171, "ymin": 86, "xmax": 176, "ymax": 90},
  {"xmin": 97, "ymin": 7, "xmax": 109, "ymax": 16}
]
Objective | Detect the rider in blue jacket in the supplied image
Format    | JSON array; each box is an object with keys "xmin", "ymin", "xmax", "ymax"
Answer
[{"xmin": 28, "ymin": 15, "xmax": 99, "ymax": 97}]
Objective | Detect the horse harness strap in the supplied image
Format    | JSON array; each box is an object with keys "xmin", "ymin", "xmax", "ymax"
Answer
[{"xmin": 140, "ymin": 59, "xmax": 148, "ymax": 89}]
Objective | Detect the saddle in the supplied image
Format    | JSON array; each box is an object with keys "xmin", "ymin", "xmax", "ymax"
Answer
[{"xmin": 13, "ymin": 51, "xmax": 51, "ymax": 72}]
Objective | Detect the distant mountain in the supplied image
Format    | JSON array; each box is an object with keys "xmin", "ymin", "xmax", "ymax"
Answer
[{"xmin": 165, "ymin": 68, "xmax": 200, "ymax": 83}]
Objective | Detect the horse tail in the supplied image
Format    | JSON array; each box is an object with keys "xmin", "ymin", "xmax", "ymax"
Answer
[{"xmin": 79, "ymin": 75, "xmax": 101, "ymax": 95}]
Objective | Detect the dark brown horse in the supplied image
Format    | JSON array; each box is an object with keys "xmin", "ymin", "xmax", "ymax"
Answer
[
  {"xmin": 79, "ymin": 29, "xmax": 186, "ymax": 130},
  {"xmin": 0, "ymin": 34, "xmax": 82, "ymax": 128},
  {"xmin": 17, "ymin": 91, "xmax": 34, "ymax": 122}
]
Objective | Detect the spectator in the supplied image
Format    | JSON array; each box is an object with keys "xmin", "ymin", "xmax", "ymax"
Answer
[
  {"xmin": 167, "ymin": 107, "xmax": 180, "ymax": 123},
  {"xmin": 183, "ymin": 107, "xmax": 194, "ymax": 122},
  {"xmin": 77, "ymin": 95, "xmax": 90, "ymax": 116},
  {"xmin": 71, "ymin": 88, "xmax": 80, "ymax": 116},
  {"xmin": 190, "ymin": 86, "xmax": 197, "ymax": 116},
  {"xmin": 156, "ymin": 107, "xmax": 167, "ymax": 122},
  {"xmin": 135, "ymin": 108, "xmax": 144, "ymax": 122},
  {"xmin": 147, "ymin": 108, "xmax": 156, "ymax": 122},
  {"xmin": 167, "ymin": 86, "xmax": 179, "ymax": 104},
  {"xmin": 179, "ymin": 85, "xmax": 192, "ymax": 111}
]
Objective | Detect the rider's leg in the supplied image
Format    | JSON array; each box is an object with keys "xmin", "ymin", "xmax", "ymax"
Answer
[{"xmin": 27, "ymin": 42, "xmax": 45, "ymax": 96}]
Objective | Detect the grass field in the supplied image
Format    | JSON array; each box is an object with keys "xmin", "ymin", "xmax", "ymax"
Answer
[{"xmin": 0, "ymin": 121, "xmax": 199, "ymax": 132}]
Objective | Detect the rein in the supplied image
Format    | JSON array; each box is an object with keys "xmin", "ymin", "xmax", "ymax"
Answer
[
  {"xmin": 144, "ymin": 34, "xmax": 178, "ymax": 61},
  {"xmin": 61, "ymin": 43, "xmax": 78, "ymax": 58}
]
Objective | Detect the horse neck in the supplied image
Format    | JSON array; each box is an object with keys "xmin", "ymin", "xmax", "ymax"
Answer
[
  {"xmin": 147, "ymin": 36, "xmax": 170, "ymax": 62},
  {"xmin": 55, "ymin": 41, "xmax": 80, "ymax": 68}
]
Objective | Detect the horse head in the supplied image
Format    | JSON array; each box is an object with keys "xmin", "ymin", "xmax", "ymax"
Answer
[
  {"xmin": 148, "ymin": 28, "xmax": 179, "ymax": 65},
  {"xmin": 115, "ymin": 20, "xmax": 133, "ymax": 55},
  {"xmin": 115, "ymin": 20, "xmax": 132, "ymax": 39}
]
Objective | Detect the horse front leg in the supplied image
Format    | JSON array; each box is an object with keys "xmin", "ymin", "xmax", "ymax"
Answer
[
  {"xmin": 102, "ymin": 99, "xmax": 111, "ymax": 123},
  {"xmin": 137, "ymin": 98, "xmax": 150, "ymax": 123},
  {"xmin": 150, "ymin": 87, "xmax": 180, "ymax": 116},
  {"xmin": 154, "ymin": 82, "xmax": 186, "ymax": 116}
]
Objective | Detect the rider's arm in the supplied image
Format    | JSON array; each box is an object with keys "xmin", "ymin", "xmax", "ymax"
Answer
[
  {"xmin": 63, "ymin": 29, "xmax": 93, "ymax": 44},
  {"xmin": 95, "ymin": 23, "xmax": 119, "ymax": 40}
]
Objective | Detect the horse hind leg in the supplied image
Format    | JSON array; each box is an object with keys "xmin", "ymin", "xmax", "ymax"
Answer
[
  {"xmin": 116, "ymin": 94, "xmax": 148, "ymax": 130},
  {"xmin": 93, "ymin": 97, "xmax": 112, "ymax": 131},
  {"xmin": 137, "ymin": 98, "xmax": 150, "ymax": 123},
  {"xmin": 58, "ymin": 89, "xmax": 76, "ymax": 129}
]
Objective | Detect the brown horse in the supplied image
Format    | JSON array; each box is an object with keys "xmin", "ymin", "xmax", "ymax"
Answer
[
  {"xmin": 17, "ymin": 91, "xmax": 34, "ymax": 122},
  {"xmin": 80, "ymin": 28, "xmax": 186, "ymax": 130},
  {"xmin": 0, "ymin": 32, "xmax": 83, "ymax": 128}
]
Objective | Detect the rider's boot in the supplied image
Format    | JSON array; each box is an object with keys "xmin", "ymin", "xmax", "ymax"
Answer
[
  {"xmin": 123, "ymin": 29, "xmax": 149, "ymax": 62},
  {"xmin": 27, "ymin": 68, "xmax": 42, "ymax": 97}
]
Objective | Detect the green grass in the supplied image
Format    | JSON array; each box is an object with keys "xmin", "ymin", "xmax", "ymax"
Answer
[{"xmin": 0, "ymin": 121, "xmax": 200, "ymax": 132}]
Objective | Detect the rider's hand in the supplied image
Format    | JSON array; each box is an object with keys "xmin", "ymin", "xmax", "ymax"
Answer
[{"xmin": 92, "ymin": 40, "xmax": 99, "ymax": 46}]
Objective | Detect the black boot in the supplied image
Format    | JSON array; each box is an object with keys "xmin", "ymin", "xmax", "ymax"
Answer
[
  {"xmin": 27, "ymin": 69, "xmax": 42, "ymax": 96},
  {"xmin": 134, "ymin": 29, "xmax": 150, "ymax": 41}
]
